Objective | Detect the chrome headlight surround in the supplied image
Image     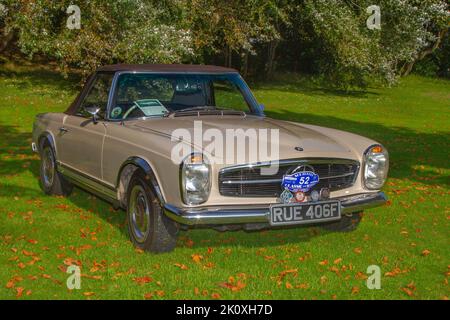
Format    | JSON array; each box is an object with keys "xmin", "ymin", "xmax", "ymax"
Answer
[
  {"xmin": 363, "ymin": 144, "xmax": 389, "ymax": 190},
  {"xmin": 180, "ymin": 153, "xmax": 211, "ymax": 205}
]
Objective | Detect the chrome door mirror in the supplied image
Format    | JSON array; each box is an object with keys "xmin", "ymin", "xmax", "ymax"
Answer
[{"xmin": 84, "ymin": 105, "xmax": 101, "ymax": 123}]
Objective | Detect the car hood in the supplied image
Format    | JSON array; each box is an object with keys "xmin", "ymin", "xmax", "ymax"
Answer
[{"xmin": 129, "ymin": 115, "xmax": 357, "ymax": 163}]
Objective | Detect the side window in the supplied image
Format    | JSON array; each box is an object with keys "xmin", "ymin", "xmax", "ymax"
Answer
[
  {"xmin": 213, "ymin": 80, "xmax": 250, "ymax": 112},
  {"xmin": 78, "ymin": 73, "xmax": 114, "ymax": 118}
]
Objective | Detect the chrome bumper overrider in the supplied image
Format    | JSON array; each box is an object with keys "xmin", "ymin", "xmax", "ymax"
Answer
[{"xmin": 164, "ymin": 192, "xmax": 387, "ymax": 226}]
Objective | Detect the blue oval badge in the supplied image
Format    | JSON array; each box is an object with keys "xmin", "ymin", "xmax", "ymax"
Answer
[{"xmin": 281, "ymin": 171, "xmax": 319, "ymax": 192}]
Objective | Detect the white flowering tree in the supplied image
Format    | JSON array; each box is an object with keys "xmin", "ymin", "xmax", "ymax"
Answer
[{"xmin": 0, "ymin": 0, "xmax": 196, "ymax": 74}]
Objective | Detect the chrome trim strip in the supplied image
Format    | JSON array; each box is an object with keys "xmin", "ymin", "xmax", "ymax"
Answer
[
  {"xmin": 57, "ymin": 164, "xmax": 117, "ymax": 200},
  {"xmin": 222, "ymin": 178, "xmax": 282, "ymax": 185},
  {"xmin": 219, "ymin": 158, "xmax": 359, "ymax": 174},
  {"xmin": 164, "ymin": 192, "xmax": 387, "ymax": 226},
  {"xmin": 221, "ymin": 172, "xmax": 356, "ymax": 185}
]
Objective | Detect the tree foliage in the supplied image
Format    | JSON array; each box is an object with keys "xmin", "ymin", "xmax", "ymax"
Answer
[{"xmin": 0, "ymin": 0, "xmax": 448, "ymax": 85}]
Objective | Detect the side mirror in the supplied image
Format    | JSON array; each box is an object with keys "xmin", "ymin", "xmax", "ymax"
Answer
[{"xmin": 84, "ymin": 105, "xmax": 101, "ymax": 123}]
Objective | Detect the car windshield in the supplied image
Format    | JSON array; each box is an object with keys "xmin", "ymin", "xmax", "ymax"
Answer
[{"xmin": 109, "ymin": 73, "xmax": 258, "ymax": 120}]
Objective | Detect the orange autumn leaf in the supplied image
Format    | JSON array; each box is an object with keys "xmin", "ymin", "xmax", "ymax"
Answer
[
  {"xmin": 279, "ymin": 269, "xmax": 298, "ymax": 280},
  {"xmin": 295, "ymin": 283, "xmax": 309, "ymax": 289},
  {"xmin": 6, "ymin": 281, "xmax": 14, "ymax": 289},
  {"xmin": 333, "ymin": 258, "xmax": 342, "ymax": 265},
  {"xmin": 144, "ymin": 293, "xmax": 153, "ymax": 300},
  {"xmin": 220, "ymin": 278, "xmax": 246, "ymax": 292},
  {"xmin": 421, "ymin": 249, "xmax": 431, "ymax": 257},
  {"xmin": 355, "ymin": 272, "xmax": 368, "ymax": 280},
  {"xmin": 191, "ymin": 254, "xmax": 204, "ymax": 263},
  {"xmin": 133, "ymin": 276, "xmax": 153, "ymax": 285},
  {"xmin": 211, "ymin": 293, "xmax": 221, "ymax": 299},
  {"xmin": 207, "ymin": 247, "xmax": 214, "ymax": 255},
  {"xmin": 174, "ymin": 263, "xmax": 189, "ymax": 270},
  {"xmin": 83, "ymin": 292, "xmax": 95, "ymax": 297},
  {"xmin": 353, "ymin": 248, "xmax": 362, "ymax": 254},
  {"xmin": 27, "ymin": 239, "xmax": 38, "ymax": 245},
  {"xmin": 203, "ymin": 262, "xmax": 215, "ymax": 269},
  {"xmin": 319, "ymin": 260, "xmax": 328, "ymax": 266},
  {"xmin": 285, "ymin": 282, "xmax": 293, "ymax": 289},
  {"xmin": 351, "ymin": 286, "xmax": 360, "ymax": 295},
  {"xmin": 16, "ymin": 287, "xmax": 24, "ymax": 298},
  {"xmin": 401, "ymin": 287, "xmax": 414, "ymax": 297}
]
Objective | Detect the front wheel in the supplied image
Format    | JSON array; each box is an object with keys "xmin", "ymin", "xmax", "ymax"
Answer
[
  {"xmin": 321, "ymin": 212, "xmax": 362, "ymax": 232},
  {"xmin": 126, "ymin": 170, "xmax": 178, "ymax": 253},
  {"xmin": 39, "ymin": 145, "xmax": 73, "ymax": 196}
]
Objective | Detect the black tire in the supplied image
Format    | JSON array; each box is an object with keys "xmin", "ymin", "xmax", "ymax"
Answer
[
  {"xmin": 321, "ymin": 212, "xmax": 362, "ymax": 232},
  {"xmin": 39, "ymin": 144, "xmax": 73, "ymax": 196},
  {"xmin": 126, "ymin": 170, "xmax": 178, "ymax": 253}
]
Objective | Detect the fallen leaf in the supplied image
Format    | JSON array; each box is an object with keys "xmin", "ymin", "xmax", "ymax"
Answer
[
  {"xmin": 133, "ymin": 276, "xmax": 153, "ymax": 285},
  {"xmin": 191, "ymin": 254, "xmax": 204, "ymax": 263},
  {"xmin": 211, "ymin": 293, "xmax": 221, "ymax": 299},
  {"xmin": 174, "ymin": 263, "xmax": 189, "ymax": 270},
  {"xmin": 16, "ymin": 287, "xmax": 24, "ymax": 298},
  {"xmin": 351, "ymin": 286, "xmax": 360, "ymax": 295},
  {"xmin": 144, "ymin": 293, "xmax": 153, "ymax": 300},
  {"xmin": 83, "ymin": 292, "xmax": 95, "ymax": 297},
  {"xmin": 421, "ymin": 249, "xmax": 431, "ymax": 257},
  {"xmin": 333, "ymin": 258, "xmax": 342, "ymax": 265},
  {"xmin": 401, "ymin": 287, "xmax": 414, "ymax": 297}
]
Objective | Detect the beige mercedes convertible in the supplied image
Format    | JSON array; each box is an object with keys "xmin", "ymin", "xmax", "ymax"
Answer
[{"xmin": 32, "ymin": 64, "xmax": 388, "ymax": 253}]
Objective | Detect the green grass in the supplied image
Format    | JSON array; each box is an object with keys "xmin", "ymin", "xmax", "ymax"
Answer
[{"xmin": 0, "ymin": 64, "xmax": 449, "ymax": 300}]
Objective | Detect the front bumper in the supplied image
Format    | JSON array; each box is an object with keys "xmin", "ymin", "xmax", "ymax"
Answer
[{"xmin": 164, "ymin": 192, "xmax": 387, "ymax": 226}]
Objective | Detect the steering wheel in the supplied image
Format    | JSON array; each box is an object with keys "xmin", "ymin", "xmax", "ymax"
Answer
[{"xmin": 122, "ymin": 104, "xmax": 145, "ymax": 119}]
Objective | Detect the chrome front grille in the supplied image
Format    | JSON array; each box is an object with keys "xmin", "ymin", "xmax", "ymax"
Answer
[{"xmin": 219, "ymin": 159, "xmax": 360, "ymax": 197}]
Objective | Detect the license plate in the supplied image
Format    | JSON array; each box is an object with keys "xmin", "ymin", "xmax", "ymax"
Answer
[{"xmin": 270, "ymin": 200, "xmax": 341, "ymax": 226}]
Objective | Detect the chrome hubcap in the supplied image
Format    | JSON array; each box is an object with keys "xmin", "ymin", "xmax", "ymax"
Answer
[
  {"xmin": 129, "ymin": 185, "xmax": 150, "ymax": 243},
  {"xmin": 42, "ymin": 148, "xmax": 54, "ymax": 188}
]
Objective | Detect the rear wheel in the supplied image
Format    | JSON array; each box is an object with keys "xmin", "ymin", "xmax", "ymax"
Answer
[
  {"xmin": 39, "ymin": 145, "xmax": 73, "ymax": 196},
  {"xmin": 322, "ymin": 212, "xmax": 362, "ymax": 232},
  {"xmin": 126, "ymin": 170, "xmax": 178, "ymax": 253}
]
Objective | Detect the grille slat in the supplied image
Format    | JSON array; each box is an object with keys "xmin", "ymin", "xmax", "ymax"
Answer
[{"xmin": 219, "ymin": 159, "xmax": 359, "ymax": 197}]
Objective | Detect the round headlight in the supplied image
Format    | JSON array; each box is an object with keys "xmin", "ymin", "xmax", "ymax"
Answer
[
  {"xmin": 363, "ymin": 145, "xmax": 389, "ymax": 190},
  {"xmin": 181, "ymin": 153, "xmax": 211, "ymax": 205}
]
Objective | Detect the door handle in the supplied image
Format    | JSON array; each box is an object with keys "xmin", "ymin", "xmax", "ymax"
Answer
[{"xmin": 59, "ymin": 127, "xmax": 69, "ymax": 133}]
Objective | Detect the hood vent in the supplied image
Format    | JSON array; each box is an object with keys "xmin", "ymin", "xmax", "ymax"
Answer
[{"xmin": 173, "ymin": 110, "xmax": 246, "ymax": 117}]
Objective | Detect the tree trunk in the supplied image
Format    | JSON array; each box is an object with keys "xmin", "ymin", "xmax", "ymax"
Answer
[
  {"xmin": 401, "ymin": 28, "xmax": 448, "ymax": 76},
  {"xmin": 241, "ymin": 51, "xmax": 248, "ymax": 77},
  {"xmin": 0, "ymin": 29, "xmax": 14, "ymax": 53},
  {"xmin": 265, "ymin": 40, "xmax": 279, "ymax": 79}
]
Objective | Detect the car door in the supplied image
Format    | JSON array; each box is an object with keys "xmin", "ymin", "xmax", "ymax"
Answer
[{"xmin": 56, "ymin": 72, "xmax": 114, "ymax": 181}]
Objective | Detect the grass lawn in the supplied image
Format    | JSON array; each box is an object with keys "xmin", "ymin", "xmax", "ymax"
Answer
[{"xmin": 0, "ymin": 64, "xmax": 448, "ymax": 300}]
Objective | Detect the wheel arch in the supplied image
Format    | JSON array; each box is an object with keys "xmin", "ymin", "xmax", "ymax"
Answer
[
  {"xmin": 116, "ymin": 157, "xmax": 165, "ymax": 208},
  {"xmin": 38, "ymin": 131, "xmax": 57, "ymax": 154}
]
